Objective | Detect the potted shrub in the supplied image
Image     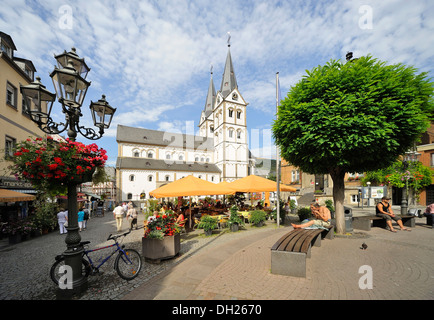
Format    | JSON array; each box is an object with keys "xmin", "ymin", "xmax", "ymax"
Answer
[
  {"xmin": 297, "ymin": 206, "xmax": 312, "ymax": 223},
  {"xmin": 142, "ymin": 210, "xmax": 180, "ymax": 263},
  {"xmin": 249, "ymin": 210, "xmax": 266, "ymax": 227},
  {"xmin": 227, "ymin": 205, "xmax": 244, "ymax": 232},
  {"xmin": 197, "ymin": 215, "xmax": 218, "ymax": 236}
]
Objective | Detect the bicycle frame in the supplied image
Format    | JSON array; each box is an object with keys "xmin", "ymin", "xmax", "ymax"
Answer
[{"xmin": 83, "ymin": 241, "xmax": 131, "ymax": 271}]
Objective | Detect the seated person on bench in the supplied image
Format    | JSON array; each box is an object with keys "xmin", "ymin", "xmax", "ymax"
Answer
[
  {"xmin": 376, "ymin": 196, "xmax": 411, "ymax": 232},
  {"xmin": 291, "ymin": 202, "xmax": 331, "ymax": 229}
]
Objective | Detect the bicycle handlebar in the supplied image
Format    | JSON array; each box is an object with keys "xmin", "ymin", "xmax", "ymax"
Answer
[{"xmin": 107, "ymin": 228, "xmax": 131, "ymax": 241}]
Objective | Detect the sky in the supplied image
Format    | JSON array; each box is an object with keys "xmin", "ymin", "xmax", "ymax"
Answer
[{"xmin": 1, "ymin": 0, "xmax": 433, "ymax": 167}]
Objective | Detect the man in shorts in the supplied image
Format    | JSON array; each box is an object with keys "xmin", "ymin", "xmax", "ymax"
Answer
[{"xmin": 291, "ymin": 202, "xmax": 331, "ymax": 229}]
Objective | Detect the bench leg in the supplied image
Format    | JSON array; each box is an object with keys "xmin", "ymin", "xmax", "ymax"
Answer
[
  {"xmin": 402, "ymin": 217, "xmax": 415, "ymax": 228},
  {"xmin": 271, "ymin": 250, "xmax": 306, "ymax": 278},
  {"xmin": 353, "ymin": 218, "xmax": 371, "ymax": 231},
  {"xmin": 372, "ymin": 219, "xmax": 387, "ymax": 229},
  {"xmin": 426, "ymin": 215, "xmax": 433, "ymax": 227},
  {"xmin": 322, "ymin": 226, "xmax": 334, "ymax": 240}
]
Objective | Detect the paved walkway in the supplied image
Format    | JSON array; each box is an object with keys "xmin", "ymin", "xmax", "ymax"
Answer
[
  {"xmin": 1, "ymin": 207, "xmax": 433, "ymax": 300},
  {"xmin": 124, "ymin": 217, "xmax": 434, "ymax": 300}
]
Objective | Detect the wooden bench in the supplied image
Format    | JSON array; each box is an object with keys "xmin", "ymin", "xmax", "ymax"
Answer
[
  {"xmin": 352, "ymin": 215, "xmax": 415, "ymax": 231},
  {"xmin": 271, "ymin": 226, "xmax": 334, "ymax": 277}
]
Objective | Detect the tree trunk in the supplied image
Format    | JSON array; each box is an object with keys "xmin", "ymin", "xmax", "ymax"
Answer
[{"xmin": 329, "ymin": 167, "xmax": 346, "ymax": 234}]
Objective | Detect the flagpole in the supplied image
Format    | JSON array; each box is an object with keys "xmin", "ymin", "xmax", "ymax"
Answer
[{"xmin": 276, "ymin": 72, "xmax": 281, "ymax": 228}]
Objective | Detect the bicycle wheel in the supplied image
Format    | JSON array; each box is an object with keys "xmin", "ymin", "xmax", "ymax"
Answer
[
  {"xmin": 50, "ymin": 256, "xmax": 91, "ymax": 286},
  {"xmin": 115, "ymin": 249, "xmax": 142, "ymax": 280}
]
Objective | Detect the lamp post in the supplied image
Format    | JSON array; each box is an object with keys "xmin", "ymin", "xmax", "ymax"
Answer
[
  {"xmin": 20, "ymin": 48, "xmax": 116, "ymax": 298},
  {"xmin": 400, "ymin": 147, "xmax": 421, "ymax": 215}
]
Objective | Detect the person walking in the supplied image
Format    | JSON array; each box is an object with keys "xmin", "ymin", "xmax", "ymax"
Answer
[
  {"xmin": 83, "ymin": 206, "xmax": 90, "ymax": 230},
  {"xmin": 126, "ymin": 204, "xmax": 138, "ymax": 230},
  {"xmin": 57, "ymin": 207, "xmax": 68, "ymax": 234},
  {"xmin": 77, "ymin": 205, "xmax": 85, "ymax": 232},
  {"xmin": 113, "ymin": 203, "xmax": 124, "ymax": 232}
]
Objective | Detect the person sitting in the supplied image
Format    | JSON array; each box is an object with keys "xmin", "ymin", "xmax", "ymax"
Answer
[
  {"xmin": 291, "ymin": 202, "xmax": 331, "ymax": 229},
  {"xmin": 176, "ymin": 211, "xmax": 185, "ymax": 226},
  {"xmin": 376, "ymin": 196, "xmax": 411, "ymax": 232}
]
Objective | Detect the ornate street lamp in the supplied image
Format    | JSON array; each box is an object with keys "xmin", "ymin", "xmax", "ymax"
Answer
[
  {"xmin": 20, "ymin": 48, "xmax": 116, "ymax": 298},
  {"xmin": 401, "ymin": 147, "xmax": 421, "ymax": 215}
]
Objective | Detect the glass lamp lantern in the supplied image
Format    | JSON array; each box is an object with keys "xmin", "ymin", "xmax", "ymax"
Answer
[
  {"xmin": 20, "ymin": 77, "xmax": 56, "ymax": 125},
  {"xmin": 50, "ymin": 60, "xmax": 91, "ymax": 109},
  {"xmin": 90, "ymin": 94, "xmax": 116, "ymax": 130},
  {"xmin": 54, "ymin": 47, "xmax": 90, "ymax": 79}
]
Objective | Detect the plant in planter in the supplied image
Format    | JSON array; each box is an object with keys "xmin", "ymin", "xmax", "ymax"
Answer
[
  {"xmin": 10, "ymin": 136, "xmax": 108, "ymax": 193},
  {"xmin": 249, "ymin": 210, "xmax": 266, "ymax": 227},
  {"xmin": 227, "ymin": 205, "xmax": 244, "ymax": 232},
  {"xmin": 297, "ymin": 206, "xmax": 312, "ymax": 223},
  {"xmin": 142, "ymin": 211, "xmax": 180, "ymax": 263},
  {"xmin": 197, "ymin": 215, "xmax": 218, "ymax": 236}
]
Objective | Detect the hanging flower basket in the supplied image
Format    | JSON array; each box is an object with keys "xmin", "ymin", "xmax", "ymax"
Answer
[{"xmin": 10, "ymin": 137, "xmax": 107, "ymax": 191}]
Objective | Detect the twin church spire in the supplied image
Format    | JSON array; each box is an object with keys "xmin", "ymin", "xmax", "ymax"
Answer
[{"xmin": 202, "ymin": 36, "xmax": 238, "ymax": 118}]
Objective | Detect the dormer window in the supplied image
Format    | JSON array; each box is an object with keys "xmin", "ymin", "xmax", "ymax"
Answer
[{"xmin": 1, "ymin": 41, "xmax": 12, "ymax": 58}]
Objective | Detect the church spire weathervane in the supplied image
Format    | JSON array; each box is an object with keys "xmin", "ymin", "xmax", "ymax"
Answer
[{"xmin": 227, "ymin": 31, "xmax": 231, "ymax": 47}]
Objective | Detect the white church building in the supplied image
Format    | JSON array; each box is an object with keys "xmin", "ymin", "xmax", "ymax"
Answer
[{"xmin": 116, "ymin": 43, "xmax": 253, "ymax": 202}]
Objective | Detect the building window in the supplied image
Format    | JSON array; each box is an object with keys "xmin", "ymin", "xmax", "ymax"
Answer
[
  {"xmin": 5, "ymin": 136, "xmax": 16, "ymax": 159},
  {"xmin": 127, "ymin": 193, "xmax": 133, "ymax": 200},
  {"xmin": 133, "ymin": 151, "xmax": 139, "ymax": 157},
  {"xmin": 129, "ymin": 174, "xmax": 135, "ymax": 182},
  {"xmin": 148, "ymin": 175, "xmax": 153, "ymax": 182},
  {"xmin": 1, "ymin": 41, "xmax": 12, "ymax": 58},
  {"xmin": 165, "ymin": 175, "xmax": 170, "ymax": 182},
  {"xmin": 6, "ymin": 82, "xmax": 17, "ymax": 108},
  {"xmin": 195, "ymin": 156, "xmax": 199, "ymax": 162},
  {"xmin": 228, "ymin": 109, "xmax": 233, "ymax": 117},
  {"xmin": 237, "ymin": 111, "xmax": 241, "ymax": 119},
  {"xmin": 178, "ymin": 154, "xmax": 183, "ymax": 161},
  {"xmin": 206, "ymin": 158, "xmax": 210, "ymax": 162},
  {"xmin": 291, "ymin": 170, "xmax": 300, "ymax": 183},
  {"xmin": 147, "ymin": 151, "xmax": 154, "ymax": 158},
  {"xmin": 351, "ymin": 194, "xmax": 359, "ymax": 203},
  {"xmin": 237, "ymin": 130, "xmax": 241, "ymax": 139},
  {"xmin": 211, "ymin": 176, "xmax": 214, "ymax": 182},
  {"xmin": 166, "ymin": 153, "xmax": 171, "ymax": 160},
  {"xmin": 431, "ymin": 153, "xmax": 434, "ymax": 167},
  {"xmin": 200, "ymin": 157, "xmax": 205, "ymax": 162}
]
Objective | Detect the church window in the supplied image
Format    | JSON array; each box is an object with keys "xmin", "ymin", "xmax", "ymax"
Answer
[
  {"xmin": 179, "ymin": 154, "xmax": 184, "ymax": 161},
  {"xmin": 133, "ymin": 151, "xmax": 139, "ymax": 157},
  {"xmin": 229, "ymin": 129, "xmax": 233, "ymax": 138},
  {"xmin": 201, "ymin": 157, "xmax": 205, "ymax": 162},
  {"xmin": 237, "ymin": 130, "xmax": 241, "ymax": 139},
  {"xmin": 147, "ymin": 152, "xmax": 154, "ymax": 158},
  {"xmin": 148, "ymin": 175, "xmax": 153, "ymax": 182},
  {"xmin": 165, "ymin": 175, "xmax": 170, "ymax": 182},
  {"xmin": 206, "ymin": 157, "xmax": 210, "ymax": 162},
  {"xmin": 228, "ymin": 109, "xmax": 233, "ymax": 117},
  {"xmin": 166, "ymin": 153, "xmax": 171, "ymax": 160},
  {"xmin": 237, "ymin": 111, "xmax": 241, "ymax": 119},
  {"xmin": 195, "ymin": 156, "xmax": 199, "ymax": 162},
  {"xmin": 129, "ymin": 174, "xmax": 135, "ymax": 182},
  {"xmin": 127, "ymin": 193, "xmax": 132, "ymax": 200}
]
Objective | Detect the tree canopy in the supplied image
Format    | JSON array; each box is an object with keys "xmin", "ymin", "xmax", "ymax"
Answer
[
  {"xmin": 273, "ymin": 56, "xmax": 433, "ymax": 175},
  {"xmin": 273, "ymin": 55, "xmax": 434, "ymax": 234}
]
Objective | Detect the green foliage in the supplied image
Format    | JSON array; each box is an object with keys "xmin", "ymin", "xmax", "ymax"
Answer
[
  {"xmin": 362, "ymin": 160, "xmax": 433, "ymax": 192},
  {"xmin": 324, "ymin": 199, "xmax": 335, "ymax": 213},
  {"xmin": 273, "ymin": 55, "xmax": 434, "ymax": 175},
  {"xmin": 197, "ymin": 215, "xmax": 218, "ymax": 232},
  {"xmin": 227, "ymin": 205, "xmax": 244, "ymax": 226},
  {"xmin": 297, "ymin": 207, "xmax": 312, "ymax": 222},
  {"xmin": 249, "ymin": 210, "xmax": 266, "ymax": 226}
]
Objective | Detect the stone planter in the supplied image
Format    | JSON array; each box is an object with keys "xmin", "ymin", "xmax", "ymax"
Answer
[
  {"xmin": 204, "ymin": 229, "xmax": 213, "ymax": 236},
  {"xmin": 230, "ymin": 223, "xmax": 239, "ymax": 232},
  {"xmin": 142, "ymin": 233, "xmax": 180, "ymax": 263},
  {"xmin": 8, "ymin": 233, "xmax": 21, "ymax": 245}
]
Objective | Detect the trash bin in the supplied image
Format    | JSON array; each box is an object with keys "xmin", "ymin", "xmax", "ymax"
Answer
[{"xmin": 344, "ymin": 206, "xmax": 353, "ymax": 233}]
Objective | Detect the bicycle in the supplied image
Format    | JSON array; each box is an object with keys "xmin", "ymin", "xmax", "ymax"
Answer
[{"xmin": 50, "ymin": 229, "xmax": 142, "ymax": 286}]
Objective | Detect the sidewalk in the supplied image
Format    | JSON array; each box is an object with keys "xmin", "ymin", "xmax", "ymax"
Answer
[{"xmin": 124, "ymin": 216, "xmax": 434, "ymax": 300}]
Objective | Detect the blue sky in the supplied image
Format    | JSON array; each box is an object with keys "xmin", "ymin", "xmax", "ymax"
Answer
[{"xmin": 1, "ymin": 0, "xmax": 433, "ymax": 167}]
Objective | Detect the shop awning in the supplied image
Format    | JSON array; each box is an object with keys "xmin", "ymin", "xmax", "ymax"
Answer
[
  {"xmin": 0, "ymin": 188, "xmax": 36, "ymax": 202},
  {"xmin": 226, "ymin": 175, "xmax": 297, "ymax": 193}
]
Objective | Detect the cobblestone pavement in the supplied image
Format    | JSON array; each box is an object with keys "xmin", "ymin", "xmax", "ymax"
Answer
[
  {"xmin": 0, "ymin": 212, "xmax": 221, "ymax": 300},
  {"xmin": 1, "ymin": 209, "xmax": 433, "ymax": 300}
]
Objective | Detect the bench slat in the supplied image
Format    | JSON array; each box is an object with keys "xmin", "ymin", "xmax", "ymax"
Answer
[{"xmin": 274, "ymin": 229, "xmax": 303, "ymax": 251}]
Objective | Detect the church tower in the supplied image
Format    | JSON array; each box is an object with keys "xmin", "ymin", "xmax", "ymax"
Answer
[{"xmin": 212, "ymin": 38, "xmax": 249, "ymax": 182}]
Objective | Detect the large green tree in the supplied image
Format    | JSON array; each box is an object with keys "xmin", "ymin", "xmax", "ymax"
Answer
[{"xmin": 273, "ymin": 55, "xmax": 434, "ymax": 234}]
